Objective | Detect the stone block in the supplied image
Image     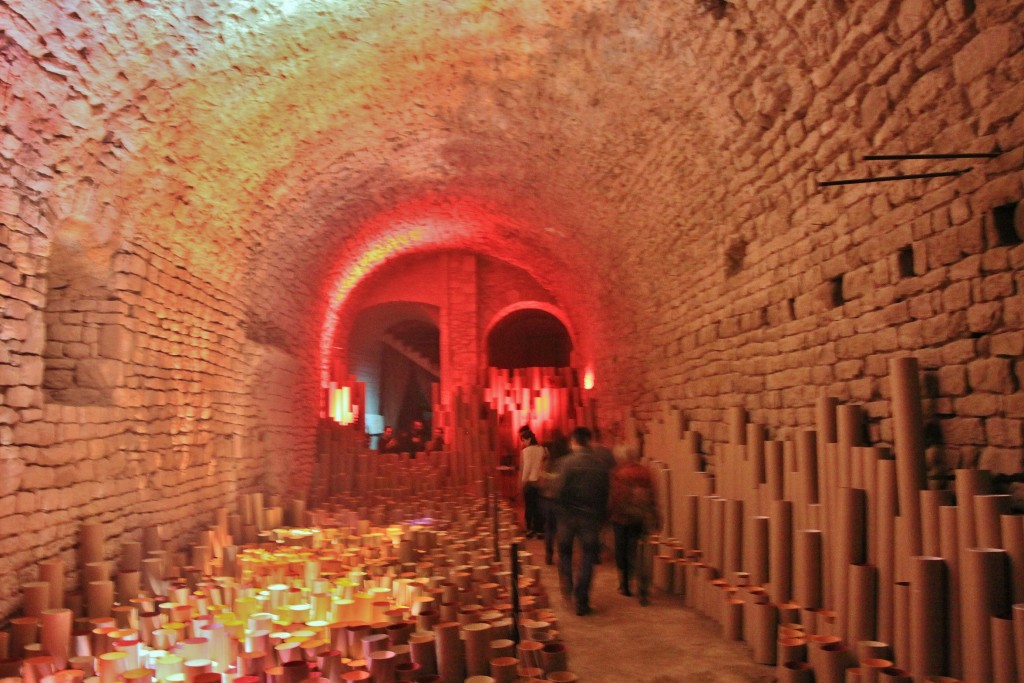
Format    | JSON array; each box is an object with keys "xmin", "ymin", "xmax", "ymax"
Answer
[
  {"xmin": 953, "ymin": 25, "xmax": 1020, "ymax": 85},
  {"xmin": 97, "ymin": 324, "xmax": 135, "ymax": 361},
  {"xmin": 75, "ymin": 358, "xmax": 123, "ymax": 390},
  {"xmin": 977, "ymin": 447, "xmax": 1024, "ymax": 475},
  {"xmin": 967, "ymin": 301, "xmax": 1002, "ymax": 334},
  {"xmin": 967, "ymin": 357, "xmax": 1014, "ymax": 393}
]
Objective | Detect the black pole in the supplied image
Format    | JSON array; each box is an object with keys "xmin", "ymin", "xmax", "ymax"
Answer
[
  {"xmin": 510, "ymin": 540, "xmax": 521, "ymax": 645},
  {"xmin": 864, "ymin": 152, "xmax": 1000, "ymax": 160},
  {"xmin": 817, "ymin": 168, "xmax": 969, "ymax": 187}
]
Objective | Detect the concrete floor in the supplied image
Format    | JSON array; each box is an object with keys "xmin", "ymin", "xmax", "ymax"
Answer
[{"xmin": 522, "ymin": 536, "xmax": 776, "ymax": 683}]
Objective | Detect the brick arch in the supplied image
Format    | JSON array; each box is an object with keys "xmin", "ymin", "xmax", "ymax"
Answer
[{"xmin": 482, "ymin": 301, "xmax": 578, "ymax": 370}]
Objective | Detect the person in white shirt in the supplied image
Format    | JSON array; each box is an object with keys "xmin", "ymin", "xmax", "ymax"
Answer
[{"xmin": 519, "ymin": 428, "xmax": 547, "ymax": 538}]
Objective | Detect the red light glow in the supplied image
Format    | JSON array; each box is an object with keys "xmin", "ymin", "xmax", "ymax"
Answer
[{"xmin": 583, "ymin": 368, "xmax": 595, "ymax": 390}]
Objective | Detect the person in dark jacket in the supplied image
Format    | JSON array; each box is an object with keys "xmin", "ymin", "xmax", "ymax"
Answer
[
  {"xmin": 551, "ymin": 426, "xmax": 613, "ymax": 616},
  {"xmin": 608, "ymin": 444, "xmax": 660, "ymax": 605}
]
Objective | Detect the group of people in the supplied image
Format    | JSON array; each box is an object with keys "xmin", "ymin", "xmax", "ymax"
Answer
[
  {"xmin": 377, "ymin": 420, "xmax": 446, "ymax": 455},
  {"xmin": 518, "ymin": 425, "xmax": 660, "ymax": 616}
]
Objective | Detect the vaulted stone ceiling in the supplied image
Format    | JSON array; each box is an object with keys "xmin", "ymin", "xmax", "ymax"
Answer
[{"xmin": 2, "ymin": 0, "xmax": 1020, "ymax": 408}]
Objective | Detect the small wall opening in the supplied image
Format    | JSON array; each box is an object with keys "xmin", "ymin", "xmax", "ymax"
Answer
[
  {"xmin": 897, "ymin": 245, "xmax": 915, "ymax": 279},
  {"xmin": 993, "ymin": 202, "xmax": 1021, "ymax": 246},
  {"xmin": 830, "ymin": 276, "xmax": 845, "ymax": 308}
]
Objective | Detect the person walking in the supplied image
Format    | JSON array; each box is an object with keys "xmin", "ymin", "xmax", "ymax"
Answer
[
  {"xmin": 519, "ymin": 428, "xmax": 547, "ymax": 538},
  {"xmin": 608, "ymin": 444, "xmax": 660, "ymax": 605},
  {"xmin": 551, "ymin": 426, "xmax": 613, "ymax": 616}
]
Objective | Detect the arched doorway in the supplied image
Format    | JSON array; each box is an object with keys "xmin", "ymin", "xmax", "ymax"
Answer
[{"xmin": 486, "ymin": 308, "xmax": 572, "ymax": 369}]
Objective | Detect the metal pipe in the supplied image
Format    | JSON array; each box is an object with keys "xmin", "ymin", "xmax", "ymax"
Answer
[
  {"xmin": 818, "ymin": 169, "xmax": 969, "ymax": 186},
  {"xmin": 864, "ymin": 152, "xmax": 999, "ymax": 160}
]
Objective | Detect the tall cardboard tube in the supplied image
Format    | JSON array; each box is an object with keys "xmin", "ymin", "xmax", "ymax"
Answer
[
  {"xmin": 1012, "ymin": 603, "xmax": 1024, "ymax": 683},
  {"xmin": 875, "ymin": 459, "xmax": 897, "ymax": 644},
  {"xmin": 1001, "ymin": 515, "xmax": 1024, "ymax": 605},
  {"xmin": 990, "ymin": 615, "xmax": 1017, "ymax": 683},
  {"xmin": 837, "ymin": 487, "xmax": 866, "ymax": 641},
  {"xmin": 961, "ymin": 547, "xmax": 1009, "ymax": 683},
  {"xmin": 80, "ymin": 523, "xmax": 105, "ymax": 567},
  {"xmin": 751, "ymin": 602, "xmax": 778, "ymax": 665},
  {"xmin": 847, "ymin": 564, "xmax": 876, "ymax": 647},
  {"xmin": 433, "ymin": 621, "xmax": 463, "ymax": 683},
  {"xmin": 796, "ymin": 430, "xmax": 819, "ymax": 527},
  {"xmin": 892, "ymin": 582, "xmax": 910, "ymax": 671},
  {"xmin": 724, "ymin": 499, "xmax": 744, "ymax": 576},
  {"xmin": 408, "ymin": 633, "xmax": 437, "ymax": 676},
  {"xmin": 39, "ymin": 608, "xmax": 72, "ymax": 669},
  {"xmin": 938, "ymin": 505, "xmax": 962, "ymax": 680},
  {"xmin": 86, "ymin": 581, "xmax": 114, "ymax": 618},
  {"xmin": 766, "ymin": 441, "xmax": 785, "ymax": 503},
  {"xmin": 747, "ymin": 515, "xmax": 770, "ymax": 586},
  {"xmin": 23, "ymin": 582, "xmax": 50, "ymax": 618},
  {"xmin": 954, "ymin": 469, "xmax": 991, "ymax": 557},
  {"xmin": 769, "ymin": 500, "xmax": 793, "ymax": 604},
  {"xmin": 887, "ymin": 357, "xmax": 925, "ymax": 558},
  {"xmin": 794, "ymin": 529, "xmax": 822, "ymax": 610},
  {"xmin": 39, "ymin": 560, "xmax": 65, "ymax": 610},
  {"xmin": 909, "ymin": 556, "xmax": 946, "ymax": 680},
  {"xmin": 462, "ymin": 622, "xmax": 492, "ymax": 677},
  {"xmin": 919, "ymin": 489, "xmax": 953, "ymax": 557},
  {"xmin": 973, "ymin": 494, "xmax": 1011, "ymax": 549},
  {"xmin": 837, "ymin": 404, "xmax": 863, "ymax": 489}
]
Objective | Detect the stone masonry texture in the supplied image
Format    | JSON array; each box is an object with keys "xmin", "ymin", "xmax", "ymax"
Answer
[{"xmin": 0, "ymin": 0, "xmax": 1023, "ymax": 619}]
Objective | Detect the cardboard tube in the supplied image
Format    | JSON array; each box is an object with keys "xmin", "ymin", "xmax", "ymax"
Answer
[
  {"xmin": 837, "ymin": 487, "xmax": 866, "ymax": 640},
  {"xmin": 86, "ymin": 581, "xmax": 114, "ymax": 618},
  {"xmin": 80, "ymin": 523, "xmax": 105, "ymax": 567},
  {"xmin": 766, "ymin": 441, "xmax": 785, "ymax": 503},
  {"xmin": 909, "ymin": 556, "xmax": 946, "ymax": 680},
  {"xmin": 724, "ymin": 499, "xmax": 744, "ymax": 576},
  {"xmin": 433, "ymin": 622, "xmax": 463, "ymax": 683},
  {"xmin": 408, "ymin": 633, "xmax": 437, "ymax": 676},
  {"xmin": 778, "ymin": 661, "xmax": 813, "ymax": 683},
  {"xmin": 796, "ymin": 430, "xmax": 819, "ymax": 528},
  {"xmin": 819, "ymin": 642, "xmax": 855, "ymax": 683},
  {"xmin": 367, "ymin": 650, "xmax": 396, "ymax": 683},
  {"xmin": 990, "ymin": 615, "xmax": 1017, "ymax": 683},
  {"xmin": 1013, "ymin": 603, "xmax": 1024, "ymax": 683},
  {"xmin": 938, "ymin": 505, "xmax": 962, "ymax": 680},
  {"xmin": 23, "ymin": 582, "xmax": 50, "ymax": 618},
  {"xmin": 875, "ymin": 459, "xmax": 897, "ymax": 644},
  {"xmin": 1001, "ymin": 515, "xmax": 1024, "ymax": 605},
  {"xmin": 973, "ymin": 494, "xmax": 1011, "ymax": 549},
  {"xmin": 539, "ymin": 642, "xmax": 567, "ymax": 675},
  {"xmin": 728, "ymin": 406, "xmax": 747, "ymax": 445},
  {"xmin": 462, "ymin": 622, "xmax": 492, "ymax": 677},
  {"xmin": 920, "ymin": 489, "xmax": 954, "ymax": 557},
  {"xmin": 747, "ymin": 515, "xmax": 770, "ymax": 586},
  {"xmin": 39, "ymin": 608, "xmax": 73, "ymax": 669},
  {"xmin": 837, "ymin": 404, "xmax": 863, "ymax": 488},
  {"xmin": 488, "ymin": 656, "xmax": 517, "ymax": 683},
  {"xmin": 770, "ymin": 500, "xmax": 793, "ymax": 604},
  {"xmin": 723, "ymin": 598, "xmax": 743, "ymax": 640},
  {"xmin": 892, "ymin": 582, "xmax": 910, "ymax": 671},
  {"xmin": 954, "ymin": 469, "xmax": 991, "ymax": 556},
  {"xmin": 777, "ymin": 636, "xmax": 807, "ymax": 665},
  {"xmin": 961, "ymin": 547, "xmax": 1009, "ymax": 683},
  {"xmin": 847, "ymin": 564, "xmax": 876, "ymax": 647},
  {"xmin": 808, "ymin": 635, "xmax": 842, "ymax": 682},
  {"xmin": 794, "ymin": 529, "xmax": 822, "ymax": 609},
  {"xmin": 860, "ymin": 658, "xmax": 893, "ymax": 683},
  {"xmin": 39, "ymin": 560, "xmax": 65, "ymax": 611},
  {"xmin": 751, "ymin": 601, "xmax": 778, "ymax": 665},
  {"xmin": 887, "ymin": 357, "xmax": 925, "ymax": 558}
]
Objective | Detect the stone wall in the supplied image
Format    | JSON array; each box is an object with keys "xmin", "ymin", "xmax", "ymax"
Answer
[{"xmin": 605, "ymin": 3, "xmax": 1024, "ymax": 482}]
